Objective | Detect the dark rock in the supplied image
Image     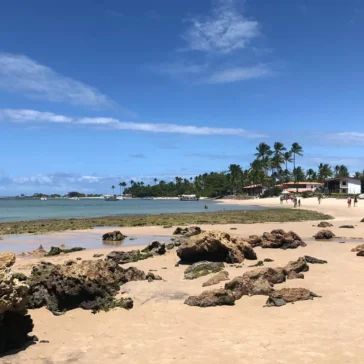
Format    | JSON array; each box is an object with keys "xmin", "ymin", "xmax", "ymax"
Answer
[
  {"xmin": 39, "ymin": 340, "xmax": 50, "ymax": 344},
  {"xmin": 102, "ymin": 231, "xmax": 126, "ymax": 242},
  {"xmin": 230, "ymin": 227, "xmax": 237, "ymax": 230},
  {"xmin": 318, "ymin": 221, "xmax": 334, "ymax": 228},
  {"xmin": 177, "ymin": 230, "xmax": 257, "ymax": 264},
  {"xmin": 93, "ymin": 254, "xmax": 104, "ymax": 258},
  {"xmin": 106, "ymin": 250, "xmax": 152, "ymax": 264},
  {"xmin": 313, "ymin": 229, "xmax": 335, "ymax": 240},
  {"xmin": 284, "ymin": 257, "xmax": 309, "ymax": 274},
  {"xmin": 225, "ymin": 276, "xmax": 273, "ymax": 299},
  {"xmin": 174, "ymin": 240, "xmax": 182, "ymax": 247},
  {"xmin": 304, "ymin": 255, "xmax": 327, "ymax": 264},
  {"xmin": 141, "ymin": 241, "xmax": 166, "ymax": 256},
  {"xmin": 287, "ymin": 271, "xmax": 304, "ymax": 279},
  {"xmin": 76, "ymin": 257, "xmax": 82, "ymax": 261},
  {"xmin": 356, "ymin": 251, "xmax": 364, "ymax": 257},
  {"xmin": 248, "ymin": 235, "xmax": 263, "ymax": 248},
  {"xmin": 339, "ymin": 241, "xmax": 346, "ymax": 244},
  {"xmin": 351, "ymin": 244, "xmax": 364, "ymax": 252},
  {"xmin": 184, "ymin": 261, "xmax": 224, "ymax": 280},
  {"xmin": 202, "ymin": 271, "xmax": 229, "ymax": 287},
  {"xmin": 120, "ymin": 267, "xmax": 146, "ymax": 283},
  {"xmin": 12, "ymin": 272, "xmax": 27, "ymax": 281},
  {"xmin": 45, "ymin": 246, "xmax": 85, "ymax": 257},
  {"xmin": 249, "ymin": 230, "xmax": 306, "ymax": 250},
  {"xmin": 265, "ymin": 288, "xmax": 320, "ymax": 307},
  {"xmin": 263, "ymin": 258, "xmax": 274, "ymax": 262},
  {"xmin": 248, "ymin": 260, "xmax": 264, "ymax": 267},
  {"xmin": 184, "ymin": 289, "xmax": 235, "ymax": 307},
  {"xmin": 146, "ymin": 272, "xmax": 163, "ymax": 281},
  {"xmin": 243, "ymin": 267, "xmax": 286, "ymax": 285},
  {"xmin": 173, "ymin": 226, "xmax": 203, "ymax": 237},
  {"xmin": 166, "ymin": 243, "xmax": 175, "ymax": 250},
  {"xmin": 163, "ymin": 225, "xmax": 172, "ymax": 228},
  {"xmin": 175, "ymin": 263, "xmax": 180, "ymax": 267},
  {"xmin": 339, "ymin": 225, "xmax": 355, "ymax": 229},
  {"xmin": 361, "ymin": 218, "xmax": 364, "ymax": 223}
]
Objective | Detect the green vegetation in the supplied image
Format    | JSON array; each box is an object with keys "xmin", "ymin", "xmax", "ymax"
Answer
[{"xmin": 0, "ymin": 209, "xmax": 333, "ymax": 235}]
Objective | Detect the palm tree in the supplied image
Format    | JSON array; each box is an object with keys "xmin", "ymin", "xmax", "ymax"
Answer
[
  {"xmin": 273, "ymin": 142, "xmax": 286, "ymax": 156},
  {"xmin": 111, "ymin": 185, "xmax": 115, "ymax": 195},
  {"xmin": 119, "ymin": 182, "xmax": 123, "ymax": 196},
  {"xmin": 318, "ymin": 163, "xmax": 333, "ymax": 182},
  {"xmin": 283, "ymin": 151, "xmax": 293, "ymax": 171},
  {"xmin": 291, "ymin": 142, "xmax": 304, "ymax": 184},
  {"xmin": 306, "ymin": 168, "xmax": 315, "ymax": 181},
  {"xmin": 334, "ymin": 165, "xmax": 340, "ymax": 177},
  {"xmin": 254, "ymin": 143, "xmax": 273, "ymax": 160},
  {"xmin": 121, "ymin": 182, "xmax": 127, "ymax": 194},
  {"xmin": 153, "ymin": 178, "xmax": 158, "ymax": 185}
]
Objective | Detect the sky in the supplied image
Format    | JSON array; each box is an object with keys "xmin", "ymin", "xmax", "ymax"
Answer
[{"xmin": 0, "ymin": 0, "xmax": 364, "ymax": 195}]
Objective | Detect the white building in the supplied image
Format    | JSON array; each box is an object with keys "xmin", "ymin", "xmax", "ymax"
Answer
[{"xmin": 324, "ymin": 177, "xmax": 361, "ymax": 194}]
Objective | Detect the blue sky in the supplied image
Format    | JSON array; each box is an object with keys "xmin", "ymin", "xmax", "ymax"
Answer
[{"xmin": 1, "ymin": 0, "xmax": 364, "ymax": 195}]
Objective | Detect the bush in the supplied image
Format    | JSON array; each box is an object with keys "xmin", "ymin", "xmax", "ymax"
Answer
[{"xmin": 262, "ymin": 187, "xmax": 282, "ymax": 198}]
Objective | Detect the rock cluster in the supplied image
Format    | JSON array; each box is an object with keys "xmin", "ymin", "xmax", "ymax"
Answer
[
  {"xmin": 102, "ymin": 231, "xmax": 127, "ymax": 243},
  {"xmin": 45, "ymin": 246, "xmax": 85, "ymax": 257},
  {"xmin": 202, "ymin": 271, "xmax": 229, "ymax": 287},
  {"xmin": 304, "ymin": 255, "xmax": 327, "ymax": 264},
  {"xmin": 173, "ymin": 226, "xmax": 202, "ymax": 238},
  {"xmin": 339, "ymin": 225, "xmax": 355, "ymax": 229},
  {"xmin": 318, "ymin": 221, "xmax": 334, "ymax": 228},
  {"xmin": 248, "ymin": 229, "xmax": 307, "ymax": 249},
  {"xmin": 313, "ymin": 229, "xmax": 335, "ymax": 240},
  {"xmin": 184, "ymin": 261, "xmax": 224, "ymax": 280},
  {"xmin": 265, "ymin": 288, "xmax": 320, "ymax": 307},
  {"xmin": 177, "ymin": 230, "xmax": 257, "ymax": 264},
  {"xmin": 184, "ymin": 289, "xmax": 235, "ymax": 307},
  {"xmin": 0, "ymin": 252, "xmax": 34, "ymax": 355},
  {"xmin": 351, "ymin": 244, "xmax": 364, "ymax": 256}
]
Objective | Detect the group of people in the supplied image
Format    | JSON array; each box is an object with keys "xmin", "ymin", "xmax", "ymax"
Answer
[
  {"xmin": 347, "ymin": 196, "xmax": 358, "ymax": 208},
  {"xmin": 280, "ymin": 194, "xmax": 301, "ymax": 207}
]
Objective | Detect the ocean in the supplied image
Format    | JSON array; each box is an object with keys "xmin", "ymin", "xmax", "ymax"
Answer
[{"xmin": 0, "ymin": 198, "xmax": 263, "ymax": 222}]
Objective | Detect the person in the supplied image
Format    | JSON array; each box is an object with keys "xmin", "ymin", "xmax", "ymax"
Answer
[
  {"xmin": 285, "ymin": 195, "xmax": 288, "ymax": 203},
  {"xmin": 348, "ymin": 197, "xmax": 352, "ymax": 208},
  {"xmin": 298, "ymin": 199, "xmax": 301, "ymax": 207},
  {"xmin": 318, "ymin": 195, "xmax": 322, "ymax": 204},
  {"xmin": 204, "ymin": 205, "xmax": 208, "ymax": 210},
  {"xmin": 354, "ymin": 196, "xmax": 358, "ymax": 207},
  {"xmin": 280, "ymin": 195, "xmax": 284, "ymax": 204},
  {"xmin": 294, "ymin": 197, "xmax": 297, "ymax": 208}
]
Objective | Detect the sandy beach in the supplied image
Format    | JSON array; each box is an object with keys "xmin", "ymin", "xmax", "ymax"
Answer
[{"xmin": 3, "ymin": 197, "xmax": 364, "ymax": 364}]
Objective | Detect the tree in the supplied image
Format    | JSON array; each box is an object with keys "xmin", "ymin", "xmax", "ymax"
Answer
[
  {"xmin": 119, "ymin": 182, "xmax": 123, "ymax": 196},
  {"xmin": 291, "ymin": 143, "xmax": 304, "ymax": 184},
  {"xmin": 338, "ymin": 165, "xmax": 349, "ymax": 177},
  {"xmin": 111, "ymin": 185, "xmax": 115, "ymax": 195},
  {"xmin": 293, "ymin": 166, "xmax": 305, "ymax": 182},
  {"xmin": 334, "ymin": 165, "xmax": 340, "ymax": 177},
  {"xmin": 121, "ymin": 182, "xmax": 127, "ymax": 194},
  {"xmin": 255, "ymin": 143, "xmax": 273, "ymax": 160},
  {"xmin": 153, "ymin": 178, "xmax": 158, "ymax": 185},
  {"xmin": 318, "ymin": 163, "xmax": 333, "ymax": 182},
  {"xmin": 228, "ymin": 164, "xmax": 243, "ymax": 194},
  {"xmin": 306, "ymin": 168, "xmax": 315, "ymax": 181}
]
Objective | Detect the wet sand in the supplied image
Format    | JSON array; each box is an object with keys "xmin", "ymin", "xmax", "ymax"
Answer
[{"xmin": 3, "ymin": 198, "xmax": 364, "ymax": 363}]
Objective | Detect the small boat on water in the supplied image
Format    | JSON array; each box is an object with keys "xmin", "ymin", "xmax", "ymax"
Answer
[
  {"xmin": 40, "ymin": 197, "xmax": 47, "ymax": 201},
  {"xmin": 142, "ymin": 197, "xmax": 154, "ymax": 200},
  {"xmin": 68, "ymin": 197, "xmax": 80, "ymax": 200},
  {"xmin": 104, "ymin": 195, "xmax": 123, "ymax": 201},
  {"xmin": 179, "ymin": 194, "xmax": 200, "ymax": 201}
]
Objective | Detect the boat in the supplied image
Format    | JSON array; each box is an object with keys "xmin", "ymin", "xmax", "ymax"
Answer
[
  {"xmin": 104, "ymin": 195, "xmax": 119, "ymax": 201},
  {"xmin": 40, "ymin": 197, "xmax": 47, "ymax": 201},
  {"xmin": 68, "ymin": 197, "xmax": 80, "ymax": 200},
  {"xmin": 179, "ymin": 194, "xmax": 200, "ymax": 201},
  {"xmin": 142, "ymin": 197, "xmax": 154, "ymax": 200}
]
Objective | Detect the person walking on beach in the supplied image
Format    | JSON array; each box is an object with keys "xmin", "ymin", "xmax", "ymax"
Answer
[
  {"xmin": 354, "ymin": 196, "xmax": 358, "ymax": 207},
  {"xmin": 298, "ymin": 199, "xmax": 301, "ymax": 207},
  {"xmin": 280, "ymin": 195, "xmax": 284, "ymax": 204},
  {"xmin": 294, "ymin": 197, "xmax": 297, "ymax": 208},
  {"xmin": 347, "ymin": 197, "xmax": 352, "ymax": 208},
  {"xmin": 318, "ymin": 195, "xmax": 322, "ymax": 204}
]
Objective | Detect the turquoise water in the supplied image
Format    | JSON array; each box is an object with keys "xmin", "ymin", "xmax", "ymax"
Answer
[{"xmin": 0, "ymin": 198, "xmax": 264, "ymax": 222}]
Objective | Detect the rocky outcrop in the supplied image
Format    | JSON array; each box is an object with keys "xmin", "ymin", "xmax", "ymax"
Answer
[
  {"xmin": 265, "ymin": 288, "xmax": 320, "ymax": 307},
  {"xmin": 102, "ymin": 231, "xmax": 126, "ymax": 243},
  {"xmin": 141, "ymin": 241, "xmax": 166, "ymax": 256},
  {"xmin": 177, "ymin": 231, "xmax": 257, "ymax": 264},
  {"xmin": 304, "ymin": 255, "xmax": 327, "ymax": 264},
  {"xmin": 243, "ymin": 267, "xmax": 286, "ymax": 285},
  {"xmin": 356, "ymin": 251, "xmax": 364, "ymax": 257},
  {"xmin": 27, "ymin": 260, "xmax": 135, "ymax": 314},
  {"xmin": 248, "ymin": 230, "xmax": 307, "ymax": 249},
  {"xmin": 339, "ymin": 225, "xmax": 355, "ymax": 229},
  {"xmin": 45, "ymin": 246, "xmax": 85, "ymax": 256},
  {"xmin": 318, "ymin": 221, "xmax": 333, "ymax": 228},
  {"xmin": 248, "ymin": 260, "xmax": 264, "ymax": 267},
  {"xmin": 173, "ymin": 226, "xmax": 202, "ymax": 237},
  {"xmin": 313, "ymin": 229, "xmax": 335, "ymax": 240},
  {"xmin": 225, "ymin": 276, "xmax": 273, "ymax": 299},
  {"xmin": 184, "ymin": 261, "xmax": 224, "ymax": 280},
  {"xmin": 166, "ymin": 243, "xmax": 175, "ymax": 250},
  {"xmin": 184, "ymin": 289, "xmax": 235, "ymax": 307},
  {"xmin": 107, "ymin": 250, "xmax": 152, "ymax": 264},
  {"xmin": 284, "ymin": 257, "xmax": 309, "ymax": 275},
  {"xmin": 351, "ymin": 244, "xmax": 364, "ymax": 253},
  {"xmin": 361, "ymin": 218, "xmax": 364, "ymax": 223},
  {"xmin": 0, "ymin": 252, "xmax": 34, "ymax": 355},
  {"xmin": 287, "ymin": 271, "xmax": 304, "ymax": 279},
  {"xmin": 202, "ymin": 271, "xmax": 229, "ymax": 287}
]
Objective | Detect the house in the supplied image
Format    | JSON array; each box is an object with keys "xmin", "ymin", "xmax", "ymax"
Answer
[
  {"xmin": 324, "ymin": 177, "xmax": 361, "ymax": 194},
  {"xmin": 276, "ymin": 181, "xmax": 323, "ymax": 193},
  {"xmin": 243, "ymin": 184, "xmax": 268, "ymax": 196}
]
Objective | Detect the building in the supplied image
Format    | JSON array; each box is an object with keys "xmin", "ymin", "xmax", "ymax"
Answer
[
  {"xmin": 276, "ymin": 181, "xmax": 323, "ymax": 193},
  {"xmin": 243, "ymin": 184, "xmax": 268, "ymax": 196},
  {"xmin": 324, "ymin": 177, "xmax": 361, "ymax": 194}
]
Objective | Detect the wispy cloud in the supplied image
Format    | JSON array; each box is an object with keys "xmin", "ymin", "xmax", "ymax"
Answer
[
  {"xmin": 0, "ymin": 108, "xmax": 265, "ymax": 138},
  {"xmin": 206, "ymin": 64, "xmax": 271, "ymax": 84},
  {"xmin": 0, "ymin": 53, "xmax": 112, "ymax": 109},
  {"xmin": 182, "ymin": 0, "xmax": 260, "ymax": 54}
]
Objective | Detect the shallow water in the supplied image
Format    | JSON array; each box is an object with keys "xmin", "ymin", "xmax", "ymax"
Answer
[{"xmin": 0, "ymin": 198, "xmax": 265, "ymax": 222}]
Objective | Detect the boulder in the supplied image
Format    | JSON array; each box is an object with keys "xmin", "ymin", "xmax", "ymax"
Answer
[
  {"xmin": 361, "ymin": 218, "xmax": 364, "ymax": 223},
  {"xmin": 93, "ymin": 253, "xmax": 104, "ymax": 258},
  {"xmin": 287, "ymin": 271, "xmax": 304, "ymax": 279},
  {"xmin": 249, "ymin": 230, "xmax": 306, "ymax": 249},
  {"xmin": 356, "ymin": 251, "xmax": 364, "ymax": 257},
  {"xmin": 166, "ymin": 243, "xmax": 175, "ymax": 250},
  {"xmin": 248, "ymin": 260, "xmax": 264, "ymax": 267},
  {"xmin": 225, "ymin": 276, "xmax": 273, "ymax": 299},
  {"xmin": 173, "ymin": 226, "xmax": 202, "ymax": 237},
  {"xmin": 318, "ymin": 221, "xmax": 334, "ymax": 228},
  {"xmin": 0, "ymin": 252, "xmax": 15, "ymax": 270},
  {"xmin": 351, "ymin": 244, "xmax": 364, "ymax": 252},
  {"xmin": 184, "ymin": 289, "xmax": 235, "ymax": 307},
  {"xmin": 339, "ymin": 225, "xmax": 355, "ymax": 229},
  {"xmin": 45, "ymin": 246, "xmax": 85, "ymax": 256},
  {"xmin": 248, "ymin": 235, "xmax": 263, "ymax": 247},
  {"xmin": 304, "ymin": 255, "xmax": 327, "ymax": 264},
  {"xmin": 263, "ymin": 258, "xmax": 274, "ymax": 262},
  {"xmin": 265, "ymin": 288, "xmax": 320, "ymax": 307},
  {"xmin": 202, "ymin": 271, "xmax": 229, "ymax": 287},
  {"xmin": 146, "ymin": 272, "xmax": 163, "ymax": 281},
  {"xmin": 284, "ymin": 257, "xmax": 309, "ymax": 275},
  {"xmin": 184, "ymin": 261, "xmax": 224, "ymax": 280},
  {"xmin": 313, "ymin": 229, "xmax": 335, "ymax": 240},
  {"xmin": 102, "ymin": 231, "xmax": 126, "ymax": 242},
  {"xmin": 243, "ymin": 267, "xmax": 286, "ymax": 285},
  {"xmin": 177, "ymin": 230, "xmax": 257, "ymax": 264},
  {"xmin": 106, "ymin": 250, "xmax": 152, "ymax": 264},
  {"xmin": 141, "ymin": 241, "xmax": 166, "ymax": 256}
]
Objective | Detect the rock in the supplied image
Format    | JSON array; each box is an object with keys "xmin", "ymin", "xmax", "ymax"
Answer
[
  {"xmin": 287, "ymin": 271, "xmax": 304, "ymax": 279},
  {"xmin": 230, "ymin": 227, "xmax": 237, "ymax": 230},
  {"xmin": 173, "ymin": 226, "xmax": 202, "ymax": 237},
  {"xmin": 284, "ymin": 257, "xmax": 309, "ymax": 274},
  {"xmin": 318, "ymin": 221, "xmax": 334, "ymax": 228},
  {"xmin": 0, "ymin": 252, "xmax": 15, "ymax": 270},
  {"xmin": 248, "ymin": 260, "xmax": 264, "ymax": 267},
  {"xmin": 304, "ymin": 255, "xmax": 327, "ymax": 264},
  {"xmin": 175, "ymin": 263, "xmax": 179, "ymax": 267},
  {"xmin": 184, "ymin": 289, "xmax": 235, "ymax": 307},
  {"xmin": 248, "ymin": 235, "xmax": 263, "ymax": 247},
  {"xmin": 76, "ymin": 257, "xmax": 82, "ymax": 261},
  {"xmin": 177, "ymin": 230, "xmax": 257, "ymax": 264},
  {"xmin": 45, "ymin": 246, "xmax": 85, "ymax": 257},
  {"xmin": 361, "ymin": 218, "xmax": 364, "ymax": 222},
  {"xmin": 339, "ymin": 225, "xmax": 355, "ymax": 229},
  {"xmin": 141, "ymin": 241, "xmax": 166, "ymax": 256},
  {"xmin": 225, "ymin": 276, "xmax": 273, "ymax": 299},
  {"xmin": 163, "ymin": 225, "xmax": 172, "ymax": 228},
  {"xmin": 39, "ymin": 340, "xmax": 50, "ymax": 344},
  {"xmin": 146, "ymin": 272, "xmax": 163, "ymax": 281},
  {"xmin": 166, "ymin": 243, "xmax": 175, "ymax": 250},
  {"xmin": 27, "ymin": 245, "xmax": 47, "ymax": 257},
  {"xmin": 243, "ymin": 267, "xmax": 286, "ymax": 285},
  {"xmin": 351, "ymin": 244, "xmax": 364, "ymax": 252},
  {"xmin": 265, "ymin": 288, "xmax": 320, "ymax": 307},
  {"xmin": 263, "ymin": 258, "xmax": 274, "ymax": 262},
  {"xmin": 339, "ymin": 241, "xmax": 346, "ymax": 244},
  {"xmin": 27, "ymin": 260, "xmax": 134, "ymax": 314},
  {"xmin": 102, "ymin": 231, "xmax": 126, "ymax": 242},
  {"xmin": 356, "ymin": 251, "xmax": 364, "ymax": 257},
  {"xmin": 106, "ymin": 250, "xmax": 152, "ymax": 264},
  {"xmin": 184, "ymin": 261, "xmax": 224, "ymax": 280},
  {"xmin": 202, "ymin": 271, "xmax": 229, "ymax": 287},
  {"xmin": 120, "ymin": 267, "xmax": 146, "ymax": 283},
  {"xmin": 93, "ymin": 254, "xmax": 104, "ymax": 258},
  {"xmin": 313, "ymin": 229, "xmax": 335, "ymax": 240},
  {"xmin": 249, "ymin": 230, "xmax": 306, "ymax": 249},
  {"xmin": 174, "ymin": 240, "xmax": 182, "ymax": 247}
]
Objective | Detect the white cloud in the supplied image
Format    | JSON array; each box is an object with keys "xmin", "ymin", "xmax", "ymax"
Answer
[
  {"xmin": 0, "ymin": 53, "xmax": 111, "ymax": 108},
  {"xmin": 206, "ymin": 64, "xmax": 271, "ymax": 84},
  {"xmin": 0, "ymin": 108, "xmax": 265, "ymax": 138},
  {"xmin": 182, "ymin": 0, "xmax": 259, "ymax": 53}
]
